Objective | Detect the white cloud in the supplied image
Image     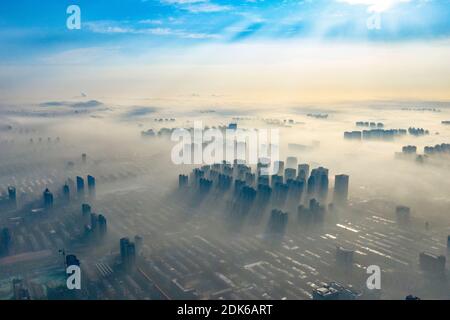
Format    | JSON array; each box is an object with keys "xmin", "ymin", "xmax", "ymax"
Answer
[
  {"xmin": 161, "ymin": 0, "xmax": 232, "ymax": 13},
  {"xmin": 162, "ymin": 0, "xmax": 206, "ymax": 3},
  {"xmin": 139, "ymin": 19, "xmax": 163, "ymax": 25},
  {"xmin": 185, "ymin": 3, "xmax": 232, "ymax": 13},
  {"xmin": 85, "ymin": 21, "xmax": 220, "ymax": 39},
  {"xmin": 336, "ymin": 0, "xmax": 412, "ymax": 12}
]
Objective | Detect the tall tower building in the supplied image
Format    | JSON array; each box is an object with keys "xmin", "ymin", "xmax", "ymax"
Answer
[
  {"xmin": 98, "ymin": 214, "xmax": 107, "ymax": 237},
  {"xmin": 87, "ymin": 175, "xmax": 96, "ymax": 198},
  {"xmin": 298, "ymin": 164, "xmax": 310, "ymax": 181},
  {"xmin": 76, "ymin": 176, "xmax": 85, "ymax": 196},
  {"xmin": 62, "ymin": 184, "xmax": 70, "ymax": 204},
  {"xmin": 120, "ymin": 237, "xmax": 136, "ymax": 271},
  {"xmin": 81, "ymin": 203, "xmax": 91, "ymax": 216},
  {"xmin": 134, "ymin": 235, "xmax": 143, "ymax": 255},
  {"xmin": 66, "ymin": 254, "xmax": 80, "ymax": 267},
  {"xmin": 90, "ymin": 213, "xmax": 98, "ymax": 231},
  {"xmin": 43, "ymin": 188, "xmax": 54, "ymax": 209},
  {"xmin": 7, "ymin": 186, "xmax": 16, "ymax": 208},
  {"xmin": 179, "ymin": 174, "xmax": 188, "ymax": 188},
  {"xmin": 286, "ymin": 156, "xmax": 298, "ymax": 169},
  {"xmin": 274, "ymin": 161, "xmax": 284, "ymax": 175},
  {"xmin": 333, "ymin": 174, "xmax": 349, "ymax": 206},
  {"xmin": 0, "ymin": 228, "xmax": 12, "ymax": 256}
]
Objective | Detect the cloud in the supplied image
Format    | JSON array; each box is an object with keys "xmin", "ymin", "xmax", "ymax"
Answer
[
  {"xmin": 162, "ymin": 0, "xmax": 207, "ymax": 3},
  {"xmin": 184, "ymin": 3, "xmax": 232, "ymax": 13},
  {"xmin": 139, "ymin": 19, "xmax": 163, "ymax": 25},
  {"xmin": 85, "ymin": 21, "xmax": 220, "ymax": 39},
  {"xmin": 122, "ymin": 106, "xmax": 158, "ymax": 119},
  {"xmin": 71, "ymin": 100, "xmax": 103, "ymax": 108},
  {"xmin": 40, "ymin": 100, "xmax": 103, "ymax": 108},
  {"xmin": 336, "ymin": 0, "xmax": 412, "ymax": 12},
  {"xmin": 161, "ymin": 0, "xmax": 232, "ymax": 13}
]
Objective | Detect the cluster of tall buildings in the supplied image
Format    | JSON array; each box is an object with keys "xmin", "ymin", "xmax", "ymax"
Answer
[
  {"xmin": 179, "ymin": 158, "xmax": 350, "ymax": 232},
  {"xmin": 344, "ymin": 129, "xmax": 407, "ymax": 141},
  {"xmin": 424, "ymin": 143, "xmax": 450, "ymax": 155},
  {"xmin": 401, "ymin": 145, "xmax": 417, "ymax": 155},
  {"xmin": 81, "ymin": 203, "xmax": 107, "ymax": 241},
  {"xmin": 408, "ymin": 127, "xmax": 429, "ymax": 136},
  {"xmin": 142, "ymin": 123, "xmax": 238, "ymax": 139},
  {"xmin": 35, "ymin": 175, "xmax": 96, "ymax": 212},
  {"xmin": 307, "ymin": 113, "xmax": 328, "ymax": 119},
  {"xmin": 119, "ymin": 236, "xmax": 141, "ymax": 272},
  {"xmin": 356, "ymin": 121, "xmax": 384, "ymax": 128},
  {"xmin": 345, "ymin": 127, "xmax": 430, "ymax": 141},
  {"xmin": 73, "ymin": 175, "xmax": 96, "ymax": 198},
  {"xmin": 396, "ymin": 143, "xmax": 450, "ymax": 163},
  {"xmin": 312, "ymin": 282, "xmax": 360, "ymax": 300}
]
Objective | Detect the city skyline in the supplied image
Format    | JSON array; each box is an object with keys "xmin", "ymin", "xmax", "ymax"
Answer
[{"xmin": 1, "ymin": 0, "xmax": 450, "ymax": 305}]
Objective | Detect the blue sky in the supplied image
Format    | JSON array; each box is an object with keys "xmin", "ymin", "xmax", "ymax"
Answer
[
  {"xmin": 1, "ymin": 0, "xmax": 450, "ymax": 63},
  {"xmin": 0, "ymin": 1, "xmax": 449, "ymax": 104}
]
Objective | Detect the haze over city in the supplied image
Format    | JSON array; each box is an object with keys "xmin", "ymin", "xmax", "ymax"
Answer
[{"xmin": 0, "ymin": 0, "xmax": 450, "ymax": 302}]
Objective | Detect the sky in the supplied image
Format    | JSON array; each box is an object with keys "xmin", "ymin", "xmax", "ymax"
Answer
[{"xmin": 0, "ymin": 0, "xmax": 450, "ymax": 105}]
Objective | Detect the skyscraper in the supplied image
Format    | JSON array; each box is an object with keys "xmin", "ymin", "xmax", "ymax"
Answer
[
  {"xmin": 98, "ymin": 214, "xmax": 107, "ymax": 237},
  {"xmin": 284, "ymin": 168, "xmax": 296, "ymax": 181},
  {"xmin": 0, "ymin": 227, "xmax": 11, "ymax": 256},
  {"xmin": 87, "ymin": 175, "xmax": 96, "ymax": 197},
  {"xmin": 334, "ymin": 174, "xmax": 349, "ymax": 206},
  {"xmin": 66, "ymin": 254, "xmax": 80, "ymax": 267},
  {"xmin": 7, "ymin": 186, "xmax": 16, "ymax": 208},
  {"xmin": 267, "ymin": 209, "xmax": 288, "ymax": 235},
  {"xmin": 120, "ymin": 237, "xmax": 130, "ymax": 260},
  {"xmin": 62, "ymin": 184, "xmax": 70, "ymax": 204},
  {"xmin": 43, "ymin": 188, "xmax": 54, "ymax": 209},
  {"xmin": 179, "ymin": 174, "xmax": 188, "ymax": 188},
  {"xmin": 120, "ymin": 237, "xmax": 136, "ymax": 271},
  {"xmin": 274, "ymin": 160, "xmax": 284, "ymax": 175},
  {"xmin": 286, "ymin": 156, "xmax": 298, "ymax": 169},
  {"xmin": 76, "ymin": 176, "xmax": 85, "ymax": 196},
  {"xmin": 309, "ymin": 167, "xmax": 329, "ymax": 200},
  {"xmin": 90, "ymin": 213, "xmax": 98, "ymax": 231},
  {"xmin": 134, "ymin": 235, "xmax": 143, "ymax": 255},
  {"xmin": 298, "ymin": 164, "xmax": 310, "ymax": 180},
  {"xmin": 82, "ymin": 203, "xmax": 91, "ymax": 216}
]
